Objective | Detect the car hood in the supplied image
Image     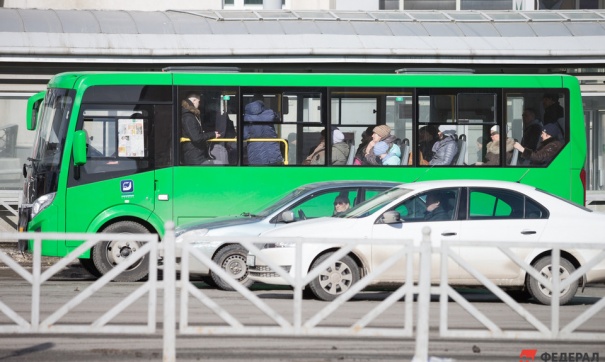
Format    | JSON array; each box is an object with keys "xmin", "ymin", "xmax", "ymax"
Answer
[
  {"xmin": 260, "ymin": 217, "xmax": 361, "ymax": 238},
  {"xmin": 175, "ymin": 216, "xmax": 262, "ymax": 235}
]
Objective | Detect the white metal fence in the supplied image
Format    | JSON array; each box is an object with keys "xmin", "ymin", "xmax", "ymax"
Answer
[{"xmin": 1, "ymin": 223, "xmax": 605, "ymax": 362}]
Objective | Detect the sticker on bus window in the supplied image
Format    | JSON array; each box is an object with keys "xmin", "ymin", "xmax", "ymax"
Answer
[{"xmin": 118, "ymin": 118, "xmax": 145, "ymax": 157}]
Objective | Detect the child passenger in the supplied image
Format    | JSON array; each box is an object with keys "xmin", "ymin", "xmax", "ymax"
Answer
[{"xmin": 372, "ymin": 141, "xmax": 401, "ymax": 165}]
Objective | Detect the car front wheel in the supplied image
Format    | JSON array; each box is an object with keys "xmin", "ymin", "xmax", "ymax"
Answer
[
  {"xmin": 308, "ymin": 253, "xmax": 360, "ymax": 301},
  {"xmin": 526, "ymin": 255, "xmax": 578, "ymax": 305},
  {"xmin": 211, "ymin": 244, "xmax": 253, "ymax": 291}
]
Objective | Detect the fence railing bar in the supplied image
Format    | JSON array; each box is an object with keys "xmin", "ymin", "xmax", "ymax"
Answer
[
  {"xmin": 92, "ymin": 282, "xmax": 154, "ymax": 330},
  {"xmin": 0, "ymin": 299, "xmax": 30, "ymax": 329},
  {"xmin": 0, "ymin": 250, "xmax": 32, "ymax": 283},
  {"xmin": 560, "ymin": 296, "xmax": 605, "ymax": 336},
  {"xmin": 447, "ymin": 250, "xmax": 551, "ymax": 335}
]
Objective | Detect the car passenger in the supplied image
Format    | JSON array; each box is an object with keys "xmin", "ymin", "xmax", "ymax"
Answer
[
  {"xmin": 513, "ymin": 123, "xmax": 564, "ymax": 166},
  {"xmin": 333, "ymin": 195, "xmax": 350, "ymax": 216}
]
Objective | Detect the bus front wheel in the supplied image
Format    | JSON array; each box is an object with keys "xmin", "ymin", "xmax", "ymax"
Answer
[{"xmin": 93, "ymin": 221, "xmax": 150, "ymax": 282}]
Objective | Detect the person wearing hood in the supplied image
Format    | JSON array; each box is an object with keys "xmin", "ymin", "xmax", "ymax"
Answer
[
  {"xmin": 243, "ymin": 99, "xmax": 284, "ymax": 165},
  {"xmin": 429, "ymin": 125, "xmax": 458, "ymax": 166},
  {"xmin": 513, "ymin": 122, "xmax": 564, "ymax": 165},
  {"xmin": 364, "ymin": 125, "xmax": 400, "ymax": 165},
  {"xmin": 305, "ymin": 128, "xmax": 350, "ymax": 165},
  {"xmin": 372, "ymin": 140, "xmax": 401, "ymax": 166},
  {"xmin": 181, "ymin": 92, "xmax": 220, "ymax": 165},
  {"xmin": 476, "ymin": 125, "xmax": 515, "ymax": 166}
]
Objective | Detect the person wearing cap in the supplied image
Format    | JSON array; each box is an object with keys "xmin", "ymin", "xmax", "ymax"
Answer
[
  {"xmin": 181, "ymin": 92, "xmax": 220, "ymax": 165},
  {"xmin": 429, "ymin": 125, "xmax": 458, "ymax": 166},
  {"xmin": 304, "ymin": 128, "xmax": 350, "ymax": 165},
  {"xmin": 476, "ymin": 125, "xmax": 514, "ymax": 166},
  {"xmin": 371, "ymin": 140, "xmax": 401, "ymax": 166},
  {"xmin": 363, "ymin": 124, "xmax": 400, "ymax": 165},
  {"xmin": 332, "ymin": 195, "xmax": 350, "ymax": 216},
  {"xmin": 513, "ymin": 122, "xmax": 564, "ymax": 165},
  {"xmin": 542, "ymin": 93, "xmax": 564, "ymax": 127}
]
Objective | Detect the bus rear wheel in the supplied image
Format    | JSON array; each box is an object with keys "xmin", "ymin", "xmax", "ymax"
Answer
[{"xmin": 92, "ymin": 221, "xmax": 150, "ymax": 282}]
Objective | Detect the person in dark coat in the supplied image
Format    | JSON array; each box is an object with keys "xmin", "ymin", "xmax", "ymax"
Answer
[
  {"xmin": 243, "ymin": 99, "xmax": 284, "ymax": 165},
  {"xmin": 181, "ymin": 93, "xmax": 220, "ymax": 165},
  {"xmin": 513, "ymin": 122, "xmax": 564, "ymax": 166},
  {"xmin": 423, "ymin": 192, "xmax": 450, "ymax": 221},
  {"xmin": 542, "ymin": 93, "xmax": 564, "ymax": 128}
]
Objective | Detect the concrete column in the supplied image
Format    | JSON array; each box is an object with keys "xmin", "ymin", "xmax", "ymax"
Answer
[{"xmin": 263, "ymin": 0, "xmax": 282, "ymax": 9}]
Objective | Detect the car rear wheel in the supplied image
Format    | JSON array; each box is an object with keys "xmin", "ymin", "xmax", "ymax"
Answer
[
  {"xmin": 526, "ymin": 255, "xmax": 578, "ymax": 305},
  {"xmin": 308, "ymin": 253, "xmax": 359, "ymax": 301},
  {"xmin": 92, "ymin": 221, "xmax": 150, "ymax": 282},
  {"xmin": 211, "ymin": 244, "xmax": 253, "ymax": 291}
]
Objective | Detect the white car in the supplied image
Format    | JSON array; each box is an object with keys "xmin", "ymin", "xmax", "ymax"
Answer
[
  {"xmin": 247, "ymin": 180, "xmax": 605, "ymax": 305},
  {"xmin": 170, "ymin": 180, "xmax": 398, "ymax": 290}
]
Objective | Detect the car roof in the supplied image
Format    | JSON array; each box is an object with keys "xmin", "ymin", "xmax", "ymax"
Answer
[
  {"xmin": 393, "ymin": 179, "xmax": 538, "ymax": 192},
  {"xmin": 297, "ymin": 180, "xmax": 401, "ymax": 191}
]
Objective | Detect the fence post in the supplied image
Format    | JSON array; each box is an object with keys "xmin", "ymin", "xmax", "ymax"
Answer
[
  {"xmin": 163, "ymin": 221, "xmax": 176, "ymax": 362},
  {"xmin": 413, "ymin": 226, "xmax": 432, "ymax": 362}
]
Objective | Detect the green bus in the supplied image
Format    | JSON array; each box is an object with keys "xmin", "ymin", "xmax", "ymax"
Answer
[{"xmin": 18, "ymin": 71, "xmax": 586, "ymax": 281}]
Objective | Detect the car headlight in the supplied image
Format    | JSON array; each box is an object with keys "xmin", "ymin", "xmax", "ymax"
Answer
[
  {"xmin": 175, "ymin": 228, "xmax": 209, "ymax": 244},
  {"xmin": 263, "ymin": 241, "xmax": 296, "ymax": 249},
  {"xmin": 30, "ymin": 192, "xmax": 56, "ymax": 219}
]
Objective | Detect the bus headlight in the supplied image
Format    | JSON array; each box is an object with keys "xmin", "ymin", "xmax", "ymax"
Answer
[{"xmin": 30, "ymin": 192, "xmax": 56, "ymax": 219}]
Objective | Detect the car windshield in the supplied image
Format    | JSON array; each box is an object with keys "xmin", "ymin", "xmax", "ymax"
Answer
[
  {"xmin": 248, "ymin": 186, "xmax": 315, "ymax": 217},
  {"xmin": 338, "ymin": 187, "xmax": 412, "ymax": 219}
]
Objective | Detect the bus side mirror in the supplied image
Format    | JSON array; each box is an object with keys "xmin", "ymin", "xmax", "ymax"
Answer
[
  {"xmin": 26, "ymin": 91, "xmax": 45, "ymax": 131},
  {"xmin": 73, "ymin": 130, "xmax": 88, "ymax": 166}
]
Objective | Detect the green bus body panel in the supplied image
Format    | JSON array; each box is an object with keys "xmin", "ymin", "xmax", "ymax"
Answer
[{"xmin": 25, "ymin": 71, "xmax": 586, "ymax": 260}]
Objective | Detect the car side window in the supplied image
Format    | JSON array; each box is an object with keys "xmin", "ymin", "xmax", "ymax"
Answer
[
  {"xmin": 392, "ymin": 188, "xmax": 459, "ymax": 222},
  {"xmin": 468, "ymin": 187, "xmax": 547, "ymax": 219},
  {"xmin": 289, "ymin": 189, "xmax": 359, "ymax": 220}
]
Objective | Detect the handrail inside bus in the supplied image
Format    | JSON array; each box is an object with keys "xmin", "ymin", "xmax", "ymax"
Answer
[{"xmin": 187, "ymin": 137, "xmax": 289, "ymax": 165}]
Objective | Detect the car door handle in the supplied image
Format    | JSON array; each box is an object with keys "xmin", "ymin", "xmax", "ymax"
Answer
[
  {"xmin": 521, "ymin": 230, "xmax": 537, "ymax": 235},
  {"xmin": 441, "ymin": 232, "xmax": 457, "ymax": 236}
]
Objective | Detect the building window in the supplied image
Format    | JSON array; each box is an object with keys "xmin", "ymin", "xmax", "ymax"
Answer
[
  {"xmin": 403, "ymin": 0, "xmax": 456, "ymax": 10},
  {"xmin": 379, "ymin": 0, "xmax": 400, "ymax": 10}
]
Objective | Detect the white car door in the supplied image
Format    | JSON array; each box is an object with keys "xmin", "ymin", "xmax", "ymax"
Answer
[
  {"xmin": 455, "ymin": 187, "xmax": 548, "ymax": 284},
  {"xmin": 370, "ymin": 188, "xmax": 462, "ymax": 284}
]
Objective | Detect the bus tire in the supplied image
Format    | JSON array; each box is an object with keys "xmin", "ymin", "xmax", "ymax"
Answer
[
  {"xmin": 526, "ymin": 255, "xmax": 578, "ymax": 305},
  {"xmin": 92, "ymin": 221, "xmax": 150, "ymax": 282},
  {"xmin": 78, "ymin": 258, "xmax": 101, "ymax": 277},
  {"xmin": 308, "ymin": 253, "xmax": 359, "ymax": 301},
  {"xmin": 211, "ymin": 244, "xmax": 253, "ymax": 291}
]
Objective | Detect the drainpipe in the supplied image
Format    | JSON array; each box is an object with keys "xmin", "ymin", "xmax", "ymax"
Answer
[{"xmin": 263, "ymin": 0, "xmax": 282, "ymax": 10}]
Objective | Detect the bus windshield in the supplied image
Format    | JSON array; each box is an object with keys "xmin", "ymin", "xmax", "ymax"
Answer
[{"xmin": 27, "ymin": 88, "xmax": 73, "ymax": 196}]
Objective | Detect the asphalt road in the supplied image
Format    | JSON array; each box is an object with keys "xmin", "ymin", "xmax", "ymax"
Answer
[{"xmin": 0, "ymin": 254, "xmax": 604, "ymax": 361}]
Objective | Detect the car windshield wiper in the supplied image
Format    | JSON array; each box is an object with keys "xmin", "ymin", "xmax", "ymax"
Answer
[{"xmin": 240, "ymin": 212, "xmax": 260, "ymax": 217}]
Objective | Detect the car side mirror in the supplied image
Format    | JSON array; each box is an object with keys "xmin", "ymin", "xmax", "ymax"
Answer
[
  {"xmin": 280, "ymin": 210, "xmax": 295, "ymax": 223},
  {"xmin": 382, "ymin": 210, "xmax": 402, "ymax": 224}
]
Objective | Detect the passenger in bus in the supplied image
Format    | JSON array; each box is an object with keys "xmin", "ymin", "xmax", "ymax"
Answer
[
  {"xmin": 416, "ymin": 124, "xmax": 439, "ymax": 165},
  {"xmin": 521, "ymin": 108, "xmax": 543, "ymax": 151},
  {"xmin": 475, "ymin": 136, "xmax": 484, "ymax": 163},
  {"xmin": 333, "ymin": 195, "xmax": 350, "ymax": 216},
  {"xmin": 475, "ymin": 125, "xmax": 514, "ymax": 166},
  {"xmin": 243, "ymin": 98, "xmax": 284, "ymax": 165},
  {"xmin": 513, "ymin": 123, "xmax": 564, "ymax": 165},
  {"xmin": 304, "ymin": 128, "xmax": 350, "ymax": 165},
  {"xmin": 371, "ymin": 140, "xmax": 401, "ymax": 166},
  {"xmin": 353, "ymin": 126, "xmax": 374, "ymax": 165},
  {"xmin": 181, "ymin": 92, "xmax": 220, "ymax": 165},
  {"xmin": 363, "ymin": 125, "xmax": 399, "ymax": 165},
  {"xmin": 542, "ymin": 93, "xmax": 564, "ymax": 140},
  {"xmin": 429, "ymin": 125, "xmax": 458, "ymax": 166}
]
